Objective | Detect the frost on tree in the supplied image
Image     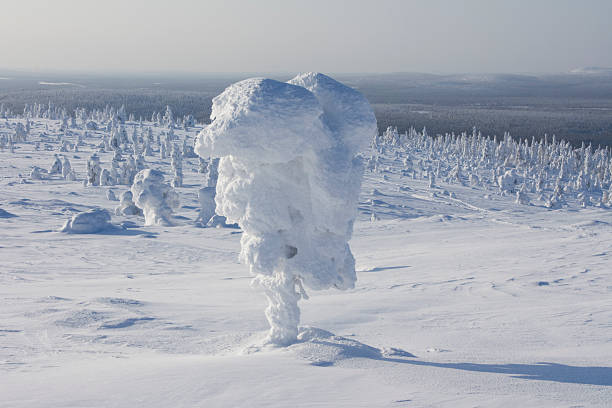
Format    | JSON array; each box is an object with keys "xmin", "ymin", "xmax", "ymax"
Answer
[
  {"xmin": 195, "ymin": 73, "xmax": 377, "ymax": 345},
  {"xmin": 131, "ymin": 169, "xmax": 179, "ymax": 226}
]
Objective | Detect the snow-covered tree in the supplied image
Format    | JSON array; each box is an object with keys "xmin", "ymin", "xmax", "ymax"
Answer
[
  {"xmin": 49, "ymin": 154, "xmax": 62, "ymax": 175},
  {"xmin": 131, "ymin": 169, "xmax": 179, "ymax": 226},
  {"xmin": 195, "ymin": 73, "xmax": 376, "ymax": 345},
  {"xmin": 86, "ymin": 153, "xmax": 102, "ymax": 186},
  {"xmin": 170, "ymin": 143, "xmax": 183, "ymax": 187},
  {"xmin": 115, "ymin": 190, "xmax": 142, "ymax": 216},
  {"xmin": 61, "ymin": 156, "xmax": 73, "ymax": 180}
]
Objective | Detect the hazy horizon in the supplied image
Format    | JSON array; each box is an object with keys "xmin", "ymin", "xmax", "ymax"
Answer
[{"xmin": 1, "ymin": 0, "xmax": 611, "ymax": 74}]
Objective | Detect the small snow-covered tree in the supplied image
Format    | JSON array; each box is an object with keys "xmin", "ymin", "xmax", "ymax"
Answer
[
  {"xmin": 30, "ymin": 166, "xmax": 44, "ymax": 180},
  {"xmin": 195, "ymin": 187, "xmax": 216, "ymax": 227},
  {"xmin": 131, "ymin": 169, "xmax": 179, "ymax": 226},
  {"xmin": 49, "ymin": 154, "xmax": 62, "ymax": 175},
  {"xmin": 121, "ymin": 156, "xmax": 137, "ymax": 185},
  {"xmin": 14, "ymin": 122, "xmax": 27, "ymax": 142},
  {"xmin": 428, "ymin": 170, "xmax": 436, "ymax": 188},
  {"xmin": 160, "ymin": 142, "xmax": 167, "ymax": 159},
  {"xmin": 115, "ymin": 190, "xmax": 142, "ymax": 216},
  {"xmin": 171, "ymin": 143, "xmax": 183, "ymax": 187},
  {"xmin": 163, "ymin": 105, "xmax": 174, "ymax": 128},
  {"xmin": 87, "ymin": 153, "xmax": 102, "ymax": 186},
  {"xmin": 100, "ymin": 168, "xmax": 114, "ymax": 186},
  {"xmin": 61, "ymin": 156, "xmax": 73, "ymax": 180},
  {"xmin": 516, "ymin": 184, "xmax": 530, "ymax": 205}
]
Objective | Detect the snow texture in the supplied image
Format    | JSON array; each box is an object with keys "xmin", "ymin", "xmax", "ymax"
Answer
[{"xmin": 3, "ymin": 97, "xmax": 612, "ymax": 408}]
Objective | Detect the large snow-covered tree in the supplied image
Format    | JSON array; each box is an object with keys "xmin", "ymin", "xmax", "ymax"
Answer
[{"xmin": 195, "ymin": 73, "xmax": 376, "ymax": 345}]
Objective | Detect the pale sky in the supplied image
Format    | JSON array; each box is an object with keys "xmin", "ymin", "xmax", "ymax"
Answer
[{"xmin": 1, "ymin": 0, "xmax": 611, "ymax": 74}]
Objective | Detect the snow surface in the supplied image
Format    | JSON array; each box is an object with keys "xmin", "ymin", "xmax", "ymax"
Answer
[{"xmin": 1, "ymin": 116, "xmax": 612, "ymax": 407}]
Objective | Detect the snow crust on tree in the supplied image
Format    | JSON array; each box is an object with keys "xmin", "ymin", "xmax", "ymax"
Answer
[
  {"xmin": 131, "ymin": 169, "xmax": 179, "ymax": 226},
  {"xmin": 60, "ymin": 208, "xmax": 113, "ymax": 234},
  {"xmin": 195, "ymin": 73, "xmax": 376, "ymax": 345}
]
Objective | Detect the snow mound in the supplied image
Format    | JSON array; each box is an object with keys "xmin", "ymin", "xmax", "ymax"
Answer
[
  {"xmin": 287, "ymin": 327, "xmax": 415, "ymax": 366},
  {"xmin": 207, "ymin": 214, "xmax": 238, "ymax": 229},
  {"xmin": 60, "ymin": 208, "xmax": 114, "ymax": 234}
]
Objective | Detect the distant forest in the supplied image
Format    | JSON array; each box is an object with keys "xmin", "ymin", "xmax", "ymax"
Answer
[{"xmin": 1, "ymin": 71, "xmax": 612, "ymax": 146}]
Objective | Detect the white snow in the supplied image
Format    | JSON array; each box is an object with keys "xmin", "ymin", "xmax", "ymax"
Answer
[{"xmin": 0, "ymin": 103, "xmax": 611, "ymax": 407}]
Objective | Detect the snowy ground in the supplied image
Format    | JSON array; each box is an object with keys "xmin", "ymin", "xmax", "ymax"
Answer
[{"xmin": 1, "ymin": 120, "xmax": 612, "ymax": 407}]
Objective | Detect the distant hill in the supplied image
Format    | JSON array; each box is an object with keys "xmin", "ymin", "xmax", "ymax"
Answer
[{"xmin": 569, "ymin": 67, "xmax": 612, "ymax": 75}]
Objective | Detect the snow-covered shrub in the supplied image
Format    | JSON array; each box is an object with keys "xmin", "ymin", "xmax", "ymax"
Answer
[
  {"xmin": 49, "ymin": 155, "xmax": 62, "ymax": 175},
  {"xmin": 100, "ymin": 168, "xmax": 114, "ymax": 186},
  {"xmin": 516, "ymin": 185, "xmax": 530, "ymax": 205},
  {"xmin": 131, "ymin": 169, "xmax": 179, "ymax": 226},
  {"xmin": 61, "ymin": 156, "xmax": 73, "ymax": 180},
  {"xmin": 195, "ymin": 72, "xmax": 376, "ymax": 345},
  {"xmin": 115, "ymin": 190, "xmax": 142, "ymax": 216},
  {"xmin": 13, "ymin": 122, "xmax": 28, "ymax": 142},
  {"xmin": 60, "ymin": 208, "xmax": 113, "ymax": 234},
  {"xmin": 498, "ymin": 169, "xmax": 519, "ymax": 194},
  {"xmin": 121, "ymin": 156, "xmax": 137, "ymax": 185},
  {"xmin": 428, "ymin": 171, "xmax": 436, "ymax": 188},
  {"xmin": 160, "ymin": 142, "xmax": 167, "ymax": 159},
  {"xmin": 30, "ymin": 166, "xmax": 45, "ymax": 180},
  {"xmin": 577, "ymin": 192, "xmax": 590, "ymax": 208},
  {"xmin": 106, "ymin": 189, "xmax": 118, "ymax": 201},
  {"xmin": 144, "ymin": 139, "xmax": 152, "ymax": 156}
]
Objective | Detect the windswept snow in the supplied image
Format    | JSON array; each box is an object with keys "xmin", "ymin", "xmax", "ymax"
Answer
[{"xmin": 0, "ymin": 96, "xmax": 611, "ymax": 407}]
